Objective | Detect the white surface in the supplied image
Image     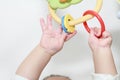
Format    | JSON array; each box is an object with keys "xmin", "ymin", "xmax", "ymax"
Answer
[
  {"xmin": 0, "ymin": 0, "xmax": 120, "ymax": 80},
  {"xmin": 116, "ymin": 0, "xmax": 120, "ymax": 19},
  {"xmin": 117, "ymin": 11, "xmax": 120, "ymax": 19}
]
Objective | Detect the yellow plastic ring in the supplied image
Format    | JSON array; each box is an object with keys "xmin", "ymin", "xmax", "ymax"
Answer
[{"xmin": 48, "ymin": 0, "xmax": 103, "ymax": 26}]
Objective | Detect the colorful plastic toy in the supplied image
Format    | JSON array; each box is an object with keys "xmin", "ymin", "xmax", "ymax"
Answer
[
  {"xmin": 62, "ymin": 14, "xmax": 75, "ymax": 33},
  {"xmin": 48, "ymin": 0, "xmax": 83, "ymax": 9},
  {"xmin": 48, "ymin": 0, "xmax": 105, "ymax": 37},
  {"xmin": 83, "ymin": 10, "xmax": 105, "ymax": 38}
]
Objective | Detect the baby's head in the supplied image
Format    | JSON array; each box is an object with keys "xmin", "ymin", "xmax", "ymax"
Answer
[{"xmin": 43, "ymin": 75, "xmax": 71, "ymax": 80}]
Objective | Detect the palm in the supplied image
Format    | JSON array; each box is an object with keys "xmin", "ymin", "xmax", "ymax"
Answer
[
  {"xmin": 40, "ymin": 15, "xmax": 76, "ymax": 55},
  {"xmin": 40, "ymin": 29, "xmax": 64, "ymax": 54}
]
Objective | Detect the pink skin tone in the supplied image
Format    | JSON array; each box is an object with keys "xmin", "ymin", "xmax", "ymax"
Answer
[
  {"xmin": 40, "ymin": 15, "xmax": 77, "ymax": 55},
  {"xmin": 16, "ymin": 15, "xmax": 77, "ymax": 80},
  {"xmin": 16, "ymin": 15, "xmax": 117, "ymax": 80},
  {"xmin": 88, "ymin": 28, "xmax": 112, "ymax": 53},
  {"xmin": 89, "ymin": 28, "xmax": 117, "ymax": 75}
]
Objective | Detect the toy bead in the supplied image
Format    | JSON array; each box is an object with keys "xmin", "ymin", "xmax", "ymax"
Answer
[
  {"xmin": 64, "ymin": 14, "xmax": 75, "ymax": 33},
  {"xmin": 83, "ymin": 10, "xmax": 105, "ymax": 38}
]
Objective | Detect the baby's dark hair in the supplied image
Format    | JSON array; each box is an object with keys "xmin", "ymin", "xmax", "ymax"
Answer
[{"xmin": 43, "ymin": 74, "xmax": 71, "ymax": 80}]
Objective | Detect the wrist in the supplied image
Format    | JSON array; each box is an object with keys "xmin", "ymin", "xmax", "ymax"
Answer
[
  {"xmin": 92, "ymin": 47, "xmax": 112, "ymax": 55},
  {"xmin": 92, "ymin": 46, "xmax": 111, "ymax": 54},
  {"xmin": 92, "ymin": 47, "xmax": 117, "ymax": 75},
  {"xmin": 38, "ymin": 44, "xmax": 55, "ymax": 57}
]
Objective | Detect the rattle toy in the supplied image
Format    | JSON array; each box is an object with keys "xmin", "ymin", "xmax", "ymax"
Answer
[{"xmin": 48, "ymin": 0, "xmax": 105, "ymax": 37}]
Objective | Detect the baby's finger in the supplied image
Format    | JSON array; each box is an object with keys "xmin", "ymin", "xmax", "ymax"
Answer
[
  {"xmin": 61, "ymin": 32, "xmax": 67, "ymax": 41},
  {"xmin": 89, "ymin": 28, "xmax": 98, "ymax": 41},
  {"xmin": 40, "ymin": 18, "xmax": 46, "ymax": 32},
  {"xmin": 47, "ymin": 15, "xmax": 52, "ymax": 30},
  {"xmin": 65, "ymin": 31, "xmax": 77, "ymax": 42},
  {"xmin": 90, "ymin": 28, "xmax": 96, "ymax": 37},
  {"xmin": 94, "ymin": 27, "xmax": 101, "ymax": 37},
  {"xmin": 56, "ymin": 26, "xmax": 63, "ymax": 34},
  {"xmin": 102, "ymin": 31, "xmax": 112, "ymax": 38}
]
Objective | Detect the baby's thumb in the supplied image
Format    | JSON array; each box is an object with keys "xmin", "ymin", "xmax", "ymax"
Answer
[
  {"xmin": 89, "ymin": 28, "xmax": 98, "ymax": 42},
  {"xmin": 89, "ymin": 28, "xmax": 96, "ymax": 37}
]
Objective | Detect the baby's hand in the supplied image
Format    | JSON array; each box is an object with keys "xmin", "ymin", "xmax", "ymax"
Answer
[
  {"xmin": 40, "ymin": 15, "xmax": 77, "ymax": 56},
  {"xmin": 88, "ymin": 27, "xmax": 112, "ymax": 53}
]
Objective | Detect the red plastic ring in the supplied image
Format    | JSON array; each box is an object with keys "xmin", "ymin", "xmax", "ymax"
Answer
[{"xmin": 83, "ymin": 10, "xmax": 105, "ymax": 38}]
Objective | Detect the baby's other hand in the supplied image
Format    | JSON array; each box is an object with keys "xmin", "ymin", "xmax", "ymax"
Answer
[{"xmin": 88, "ymin": 27, "xmax": 112, "ymax": 53}]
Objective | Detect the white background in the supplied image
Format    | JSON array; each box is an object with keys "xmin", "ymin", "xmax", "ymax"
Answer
[{"xmin": 0, "ymin": 0, "xmax": 120, "ymax": 80}]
